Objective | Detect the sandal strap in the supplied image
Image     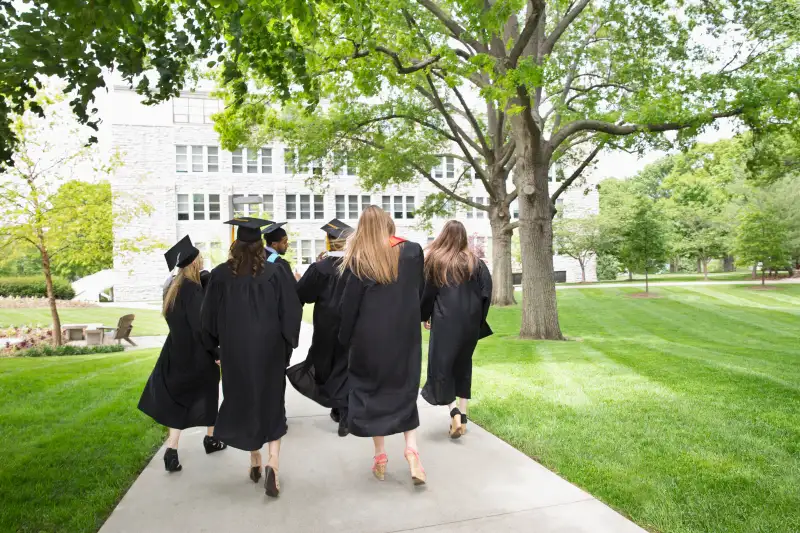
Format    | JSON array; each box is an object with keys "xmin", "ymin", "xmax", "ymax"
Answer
[
  {"xmin": 373, "ymin": 453, "xmax": 388, "ymax": 465},
  {"xmin": 460, "ymin": 413, "xmax": 468, "ymax": 424},
  {"xmin": 450, "ymin": 407, "xmax": 461, "ymax": 418}
]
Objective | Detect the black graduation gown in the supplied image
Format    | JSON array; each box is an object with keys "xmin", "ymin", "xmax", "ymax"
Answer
[
  {"xmin": 267, "ymin": 251, "xmax": 296, "ymax": 366},
  {"xmin": 286, "ymin": 255, "xmax": 349, "ymax": 409},
  {"xmin": 201, "ymin": 262, "xmax": 302, "ymax": 451},
  {"xmin": 138, "ymin": 280, "xmax": 220, "ymax": 429},
  {"xmin": 420, "ymin": 260, "xmax": 493, "ymax": 405},
  {"xmin": 338, "ymin": 241, "xmax": 424, "ymax": 437}
]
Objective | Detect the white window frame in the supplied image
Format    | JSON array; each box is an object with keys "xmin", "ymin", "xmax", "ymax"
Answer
[
  {"xmin": 207, "ymin": 146, "xmax": 219, "ymax": 172},
  {"xmin": 177, "ymin": 194, "xmax": 189, "ymax": 220},
  {"xmin": 191, "ymin": 146, "xmax": 204, "ymax": 172},
  {"xmin": 192, "ymin": 193, "xmax": 206, "ymax": 220},
  {"xmin": 286, "ymin": 193, "xmax": 324, "ymax": 220},
  {"xmin": 175, "ymin": 145, "xmax": 188, "ymax": 173},
  {"xmin": 232, "ymin": 149, "xmax": 243, "ymax": 173},
  {"xmin": 261, "ymin": 147, "xmax": 272, "ymax": 174},
  {"xmin": 208, "ymin": 194, "xmax": 221, "ymax": 221}
]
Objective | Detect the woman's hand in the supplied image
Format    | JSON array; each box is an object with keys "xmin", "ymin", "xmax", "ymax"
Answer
[
  {"xmin": 423, "ymin": 320, "xmax": 431, "ymax": 330},
  {"xmin": 215, "ymin": 360, "xmax": 220, "ymax": 367}
]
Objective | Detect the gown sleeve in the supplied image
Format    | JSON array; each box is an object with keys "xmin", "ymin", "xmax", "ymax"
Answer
[
  {"xmin": 337, "ymin": 270, "xmax": 365, "ymax": 347},
  {"xmin": 296, "ymin": 263, "xmax": 326, "ymax": 304},
  {"xmin": 477, "ymin": 261, "xmax": 494, "ymax": 339},
  {"xmin": 200, "ymin": 269, "xmax": 222, "ymax": 357},
  {"xmin": 185, "ymin": 282, "xmax": 217, "ymax": 360},
  {"xmin": 420, "ymin": 279, "xmax": 439, "ymax": 322},
  {"xmin": 275, "ymin": 267, "xmax": 302, "ymax": 349}
]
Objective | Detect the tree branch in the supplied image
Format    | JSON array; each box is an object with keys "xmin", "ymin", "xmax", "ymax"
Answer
[
  {"xmin": 415, "ymin": 0, "xmax": 488, "ymax": 54},
  {"xmin": 549, "ymin": 107, "xmax": 745, "ymax": 150},
  {"xmin": 433, "ymin": 71, "xmax": 491, "ymax": 156},
  {"xmin": 550, "ymin": 141, "xmax": 604, "ymax": 201},
  {"xmin": 541, "ymin": 0, "xmax": 593, "ymax": 57},
  {"xmin": 373, "ymin": 46, "xmax": 441, "ymax": 74},
  {"xmin": 504, "ymin": 220, "xmax": 519, "ymax": 232},
  {"xmin": 509, "ymin": 0, "xmax": 545, "ymax": 65},
  {"xmin": 354, "ymin": 113, "xmax": 459, "ymax": 143}
]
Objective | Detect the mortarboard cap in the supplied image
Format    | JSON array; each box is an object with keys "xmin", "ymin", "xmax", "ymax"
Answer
[
  {"xmin": 262, "ymin": 222, "xmax": 288, "ymax": 242},
  {"xmin": 164, "ymin": 235, "xmax": 199, "ymax": 271},
  {"xmin": 225, "ymin": 217, "xmax": 272, "ymax": 243},
  {"xmin": 321, "ymin": 219, "xmax": 354, "ymax": 240}
]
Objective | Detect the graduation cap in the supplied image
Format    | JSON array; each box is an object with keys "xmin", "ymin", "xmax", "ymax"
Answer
[
  {"xmin": 321, "ymin": 219, "xmax": 353, "ymax": 240},
  {"xmin": 262, "ymin": 221, "xmax": 288, "ymax": 243},
  {"xmin": 225, "ymin": 217, "xmax": 272, "ymax": 243},
  {"xmin": 164, "ymin": 235, "xmax": 199, "ymax": 271}
]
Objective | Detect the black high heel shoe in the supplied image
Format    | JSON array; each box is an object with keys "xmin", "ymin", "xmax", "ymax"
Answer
[
  {"xmin": 264, "ymin": 465, "xmax": 280, "ymax": 497},
  {"xmin": 250, "ymin": 466, "xmax": 262, "ymax": 483},
  {"xmin": 203, "ymin": 435, "xmax": 228, "ymax": 454},
  {"xmin": 163, "ymin": 448, "xmax": 182, "ymax": 472},
  {"xmin": 460, "ymin": 413, "xmax": 468, "ymax": 436}
]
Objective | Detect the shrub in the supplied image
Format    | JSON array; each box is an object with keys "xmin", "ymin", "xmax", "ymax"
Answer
[
  {"xmin": 0, "ymin": 276, "xmax": 75, "ymax": 299},
  {"xmin": 21, "ymin": 344, "xmax": 125, "ymax": 357},
  {"xmin": 596, "ymin": 254, "xmax": 621, "ymax": 281}
]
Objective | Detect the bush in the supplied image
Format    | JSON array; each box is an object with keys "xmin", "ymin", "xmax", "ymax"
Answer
[
  {"xmin": 21, "ymin": 344, "xmax": 125, "ymax": 357},
  {"xmin": 596, "ymin": 254, "xmax": 621, "ymax": 281},
  {"xmin": 0, "ymin": 276, "xmax": 75, "ymax": 299}
]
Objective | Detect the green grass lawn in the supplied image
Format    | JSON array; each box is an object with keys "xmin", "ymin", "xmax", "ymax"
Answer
[
  {"xmin": 0, "ymin": 307, "xmax": 168, "ymax": 336},
  {"xmin": 0, "ymin": 349, "xmax": 163, "ymax": 533},
  {"xmin": 608, "ymin": 270, "xmax": 787, "ymax": 283},
  {"xmin": 462, "ymin": 284, "xmax": 800, "ymax": 533}
]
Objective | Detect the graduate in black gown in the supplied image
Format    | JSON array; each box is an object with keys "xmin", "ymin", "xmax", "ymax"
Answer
[
  {"xmin": 201, "ymin": 217, "xmax": 302, "ymax": 497},
  {"xmin": 338, "ymin": 206, "xmax": 426, "ymax": 485},
  {"xmin": 263, "ymin": 222, "xmax": 297, "ymax": 367},
  {"xmin": 286, "ymin": 219, "xmax": 353, "ymax": 437},
  {"xmin": 420, "ymin": 220, "xmax": 493, "ymax": 439},
  {"xmin": 138, "ymin": 236, "xmax": 226, "ymax": 472}
]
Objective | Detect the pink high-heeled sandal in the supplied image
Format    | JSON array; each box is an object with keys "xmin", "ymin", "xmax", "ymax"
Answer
[
  {"xmin": 372, "ymin": 453, "xmax": 388, "ymax": 481},
  {"xmin": 404, "ymin": 448, "xmax": 426, "ymax": 485}
]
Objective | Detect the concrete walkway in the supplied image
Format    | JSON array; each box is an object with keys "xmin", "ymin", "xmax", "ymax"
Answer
[
  {"xmin": 100, "ymin": 325, "xmax": 646, "ymax": 533},
  {"xmin": 539, "ymin": 277, "xmax": 800, "ymax": 291}
]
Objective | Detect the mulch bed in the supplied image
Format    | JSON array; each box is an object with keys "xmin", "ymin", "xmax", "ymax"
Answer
[
  {"xmin": 747, "ymin": 285, "xmax": 782, "ymax": 291},
  {"xmin": 0, "ymin": 297, "xmax": 95, "ymax": 309}
]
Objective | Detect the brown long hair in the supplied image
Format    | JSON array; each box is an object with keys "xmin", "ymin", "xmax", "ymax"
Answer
[
  {"xmin": 424, "ymin": 220, "xmax": 477, "ymax": 287},
  {"xmin": 341, "ymin": 205, "xmax": 399, "ymax": 284},
  {"xmin": 228, "ymin": 240, "xmax": 266, "ymax": 277},
  {"xmin": 163, "ymin": 255, "xmax": 202, "ymax": 316}
]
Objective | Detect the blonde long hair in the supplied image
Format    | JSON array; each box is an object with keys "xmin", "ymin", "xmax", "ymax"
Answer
[
  {"xmin": 341, "ymin": 205, "xmax": 399, "ymax": 284},
  {"xmin": 163, "ymin": 255, "xmax": 202, "ymax": 316},
  {"xmin": 424, "ymin": 220, "xmax": 477, "ymax": 287}
]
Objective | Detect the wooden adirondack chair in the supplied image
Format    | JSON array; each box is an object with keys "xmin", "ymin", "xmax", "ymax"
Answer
[{"xmin": 98, "ymin": 314, "xmax": 136, "ymax": 346}]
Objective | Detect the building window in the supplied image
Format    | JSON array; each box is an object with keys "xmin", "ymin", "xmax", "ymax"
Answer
[
  {"xmin": 207, "ymin": 147, "xmax": 219, "ymax": 172},
  {"xmin": 382, "ymin": 196, "xmax": 391, "ymax": 212},
  {"xmin": 247, "ymin": 149, "xmax": 258, "ymax": 173},
  {"xmin": 191, "ymin": 146, "xmax": 203, "ymax": 172},
  {"xmin": 432, "ymin": 161, "xmax": 443, "ymax": 180},
  {"xmin": 286, "ymin": 194, "xmax": 323, "ymax": 220},
  {"xmin": 445, "ymin": 156, "xmax": 455, "ymax": 179},
  {"xmin": 261, "ymin": 148, "xmax": 272, "ymax": 174},
  {"xmin": 177, "ymin": 194, "xmax": 189, "ymax": 220},
  {"xmin": 193, "ymin": 194, "xmax": 205, "ymax": 220},
  {"xmin": 172, "ymin": 97, "xmax": 220, "ymax": 124},
  {"xmin": 208, "ymin": 194, "xmax": 220, "ymax": 221},
  {"xmin": 301, "ymin": 240, "xmax": 313, "ymax": 265},
  {"xmin": 463, "ymin": 164, "xmax": 473, "ymax": 180},
  {"xmin": 466, "ymin": 197, "xmax": 486, "ymax": 219},
  {"xmin": 362, "ymin": 195, "xmax": 370, "ymax": 211},
  {"xmin": 285, "ymin": 150, "xmax": 309, "ymax": 175},
  {"xmin": 335, "ymin": 195, "xmax": 345, "ymax": 219},
  {"xmin": 176, "ymin": 146, "xmax": 188, "ymax": 173},
  {"xmin": 232, "ymin": 149, "xmax": 243, "ymax": 173},
  {"xmin": 263, "ymin": 194, "xmax": 274, "ymax": 217},
  {"xmin": 203, "ymin": 99, "xmax": 220, "ymax": 123},
  {"xmin": 406, "ymin": 196, "xmax": 415, "ymax": 219},
  {"xmin": 393, "ymin": 195, "xmax": 404, "ymax": 219}
]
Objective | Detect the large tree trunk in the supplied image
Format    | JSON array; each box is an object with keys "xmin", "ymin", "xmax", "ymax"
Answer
[
  {"xmin": 489, "ymin": 214, "xmax": 516, "ymax": 306},
  {"xmin": 38, "ymin": 241, "xmax": 62, "ymax": 346},
  {"xmin": 752, "ymin": 262, "xmax": 758, "ymax": 279},
  {"xmin": 579, "ymin": 259, "xmax": 586, "ymax": 282},
  {"xmin": 513, "ymin": 133, "xmax": 563, "ymax": 340},
  {"xmin": 701, "ymin": 257, "xmax": 709, "ymax": 280},
  {"xmin": 723, "ymin": 255, "xmax": 735, "ymax": 272}
]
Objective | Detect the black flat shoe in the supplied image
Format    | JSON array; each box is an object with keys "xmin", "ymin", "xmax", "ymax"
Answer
[
  {"xmin": 449, "ymin": 408, "xmax": 462, "ymax": 439},
  {"xmin": 203, "ymin": 435, "xmax": 228, "ymax": 454},
  {"xmin": 338, "ymin": 419, "xmax": 349, "ymax": 437},
  {"xmin": 264, "ymin": 466, "xmax": 280, "ymax": 497},
  {"xmin": 164, "ymin": 448, "xmax": 182, "ymax": 472},
  {"xmin": 330, "ymin": 408, "xmax": 341, "ymax": 423},
  {"xmin": 249, "ymin": 466, "xmax": 262, "ymax": 483}
]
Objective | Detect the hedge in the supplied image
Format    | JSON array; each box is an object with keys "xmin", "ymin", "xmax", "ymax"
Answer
[
  {"xmin": 0, "ymin": 276, "xmax": 75, "ymax": 299},
  {"xmin": 21, "ymin": 344, "xmax": 125, "ymax": 357}
]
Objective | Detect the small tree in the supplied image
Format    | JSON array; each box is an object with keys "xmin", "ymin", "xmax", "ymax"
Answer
[
  {"xmin": 0, "ymin": 92, "xmax": 142, "ymax": 345},
  {"xmin": 553, "ymin": 215, "xmax": 603, "ymax": 282},
  {"xmin": 619, "ymin": 197, "xmax": 669, "ymax": 293},
  {"xmin": 735, "ymin": 207, "xmax": 790, "ymax": 286}
]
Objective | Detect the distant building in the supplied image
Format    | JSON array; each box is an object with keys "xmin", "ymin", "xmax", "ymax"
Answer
[{"xmin": 108, "ymin": 85, "xmax": 598, "ymax": 302}]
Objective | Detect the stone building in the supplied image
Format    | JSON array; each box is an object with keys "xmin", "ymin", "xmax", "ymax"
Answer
[{"xmin": 109, "ymin": 85, "xmax": 598, "ymax": 302}]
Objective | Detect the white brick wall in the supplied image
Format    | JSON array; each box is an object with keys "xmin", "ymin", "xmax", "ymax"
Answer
[{"xmin": 109, "ymin": 86, "xmax": 598, "ymax": 301}]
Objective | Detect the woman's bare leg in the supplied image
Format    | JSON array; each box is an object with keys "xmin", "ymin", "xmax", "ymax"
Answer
[
  {"xmin": 373, "ymin": 436, "xmax": 386, "ymax": 456},
  {"xmin": 206, "ymin": 426, "xmax": 214, "ymax": 436},
  {"xmin": 267, "ymin": 439, "xmax": 281, "ymax": 469},
  {"xmin": 166, "ymin": 428, "xmax": 181, "ymax": 449}
]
